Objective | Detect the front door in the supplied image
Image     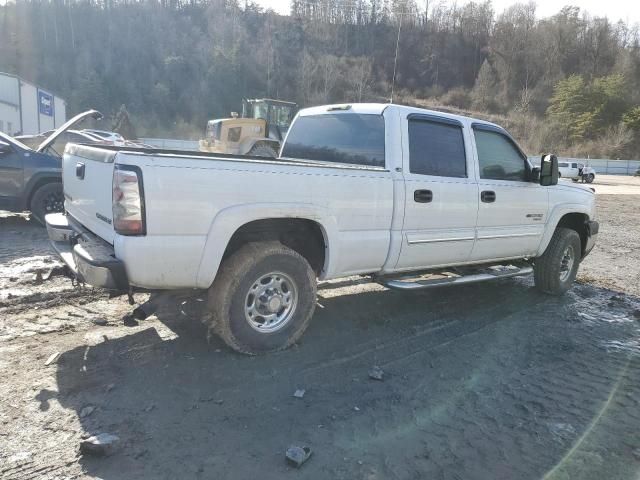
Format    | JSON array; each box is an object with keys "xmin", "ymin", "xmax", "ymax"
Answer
[
  {"xmin": 470, "ymin": 125, "xmax": 549, "ymax": 262},
  {"xmin": 396, "ymin": 115, "xmax": 478, "ymax": 270},
  {"xmin": 0, "ymin": 140, "xmax": 24, "ymax": 210}
]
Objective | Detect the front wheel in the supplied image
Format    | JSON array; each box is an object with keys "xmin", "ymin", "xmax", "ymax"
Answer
[
  {"xmin": 205, "ymin": 242, "xmax": 317, "ymax": 354},
  {"xmin": 248, "ymin": 143, "xmax": 278, "ymax": 158},
  {"xmin": 534, "ymin": 227, "xmax": 581, "ymax": 295},
  {"xmin": 30, "ymin": 183, "xmax": 64, "ymax": 225},
  {"xmin": 585, "ymin": 173, "xmax": 595, "ymax": 183}
]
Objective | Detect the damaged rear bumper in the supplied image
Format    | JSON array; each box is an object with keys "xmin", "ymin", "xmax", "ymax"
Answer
[{"xmin": 45, "ymin": 213, "xmax": 129, "ymax": 291}]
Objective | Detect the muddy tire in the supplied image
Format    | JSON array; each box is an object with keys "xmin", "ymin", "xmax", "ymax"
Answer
[
  {"xmin": 30, "ymin": 182, "xmax": 64, "ymax": 226},
  {"xmin": 206, "ymin": 242, "xmax": 317, "ymax": 354},
  {"xmin": 534, "ymin": 227, "xmax": 581, "ymax": 295},
  {"xmin": 585, "ymin": 173, "xmax": 595, "ymax": 183},
  {"xmin": 248, "ymin": 144, "xmax": 278, "ymax": 158}
]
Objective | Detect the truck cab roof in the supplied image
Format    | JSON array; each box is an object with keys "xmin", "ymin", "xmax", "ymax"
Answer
[{"xmin": 297, "ymin": 103, "xmax": 502, "ymax": 130}]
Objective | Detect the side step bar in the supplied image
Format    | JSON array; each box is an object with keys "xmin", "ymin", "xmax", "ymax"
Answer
[{"xmin": 378, "ymin": 264, "xmax": 533, "ymax": 291}]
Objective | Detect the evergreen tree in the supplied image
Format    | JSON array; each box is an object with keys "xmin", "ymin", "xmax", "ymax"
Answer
[{"xmin": 471, "ymin": 59, "xmax": 497, "ymax": 111}]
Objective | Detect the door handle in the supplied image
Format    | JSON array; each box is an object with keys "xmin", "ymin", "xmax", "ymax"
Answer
[
  {"xmin": 414, "ymin": 189, "xmax": 433, "ymax": 203},
  {"xmin": 76, "ymin": 162, "xmax": 85, "ymax": 180},
  {"xmin": 481, "ymin": 190, "xmax": 496, "ymax": 203}
]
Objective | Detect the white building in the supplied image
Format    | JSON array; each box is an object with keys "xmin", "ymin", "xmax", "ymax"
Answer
[{"xmin": 0, "ymin": 72, "xmax": 67, "ymax": 135}]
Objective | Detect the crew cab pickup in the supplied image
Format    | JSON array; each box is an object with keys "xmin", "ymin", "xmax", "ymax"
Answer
[{"xmin": 46, "ymin": 103, "xmax": 598, "ymax": 354}]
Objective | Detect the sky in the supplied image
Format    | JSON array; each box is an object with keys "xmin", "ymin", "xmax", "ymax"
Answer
[{"xmin": 254, "ymin": 0, "xmax": 640, "ymax": 24}]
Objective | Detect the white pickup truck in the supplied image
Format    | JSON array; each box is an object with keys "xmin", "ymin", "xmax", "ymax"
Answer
[
  {"xmin": 558, "ymin": 160, "xmax": 596, "ymax": 183},
  {"xmin": 46, "ymin": 103, "xmax": 598, "ymax": 354}
]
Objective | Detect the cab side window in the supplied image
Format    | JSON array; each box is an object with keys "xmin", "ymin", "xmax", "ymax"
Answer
[
  {"xmin": 408, "ymin": 118, "xmax": 466, "ymax": 178},
  {"xmin": 474, "ymin": 129, "xmax": 527, "ymax": 181}
]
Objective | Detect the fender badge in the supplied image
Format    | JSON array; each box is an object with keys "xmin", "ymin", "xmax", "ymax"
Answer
[{"xmin": 96, "ymin": 212, "xmax": 112, "ymax": 225}]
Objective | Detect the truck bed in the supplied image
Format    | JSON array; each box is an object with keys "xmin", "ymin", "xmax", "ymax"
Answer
[{"xmin": 61, "ymin": 143, "xmax": 396, "ymax": 289}]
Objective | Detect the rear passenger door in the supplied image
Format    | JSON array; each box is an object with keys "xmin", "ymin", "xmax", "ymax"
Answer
[
  {"xmin": 470, "ymin": 125, "xmax": 548, "ymax": 261},
  {"xmin": 396, "ymin": 114, "xmax": 478, "ymax": 270}
]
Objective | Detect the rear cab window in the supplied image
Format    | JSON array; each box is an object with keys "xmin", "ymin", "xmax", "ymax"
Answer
[
  {"xmin": 281, "ymin": 113, "xmax": 385, "ymax": 168},
  {"xmin": 407, "ymin": 115, "xmax": 467, "ymax": 178}
]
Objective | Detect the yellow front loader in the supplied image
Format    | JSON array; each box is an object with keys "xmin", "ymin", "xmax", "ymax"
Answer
[{"xmin": 199, "ymin": 99, "xmax": 297, "ymax": 158}]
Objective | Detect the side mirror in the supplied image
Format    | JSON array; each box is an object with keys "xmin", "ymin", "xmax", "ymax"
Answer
[
  {"xmin": 0, "ymin": 141, "xmax": 13, "ymax": 155},
  {"xmin": 530, "ymin": 166, "xmax": 541, "ymax": 182},
  {"xmin": 540, "ymin": 154, "xmax": 558, "ymax": 186}
]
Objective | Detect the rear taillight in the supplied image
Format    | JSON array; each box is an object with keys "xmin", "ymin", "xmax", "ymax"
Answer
[{"xmin": 112, "ymin": 165, "xmax": 146, "ymax": 235}]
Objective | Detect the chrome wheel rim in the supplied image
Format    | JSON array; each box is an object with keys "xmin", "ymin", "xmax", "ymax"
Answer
[
  {"xmin": 559, "ymin": 245, "xmax": 575, "ymax": 282},
  {"xmin": 244, "ymin": 272, "xmax": 298, "ymax": 333}
]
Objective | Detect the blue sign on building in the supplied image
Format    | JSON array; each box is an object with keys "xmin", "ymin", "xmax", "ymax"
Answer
[{"xmin": 38, "ymin": 90, "xmax": 54, "ymax": 117}]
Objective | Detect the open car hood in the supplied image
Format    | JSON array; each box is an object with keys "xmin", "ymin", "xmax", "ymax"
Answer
[{"xmin": 36, "ymin": 109, "xmax": 103, "ymax": 153}]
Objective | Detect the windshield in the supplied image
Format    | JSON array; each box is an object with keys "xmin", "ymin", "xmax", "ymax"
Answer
[
  {"xmin": 86, "ymin": 131, "xmax": 110, "ymax": 139},
  {"xmin": 252, "ymin": 102, "xmax": 269, "ymax": 121},
  {"xmin": 269, "ymin": 105, "xmax": 294, "ymax": 129},
  {"xmin": 0, "ymin": 131, "xmax": 32, "ymax": 151}
]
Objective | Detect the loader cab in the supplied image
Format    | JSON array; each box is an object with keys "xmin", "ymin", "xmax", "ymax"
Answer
[
  {"xmin": 205, "ymin": 120, "xmax": 223, "ymax": 143},
  {"xmin": 242, "ymin": 99, "xmax": 297, "ymax": 141}
]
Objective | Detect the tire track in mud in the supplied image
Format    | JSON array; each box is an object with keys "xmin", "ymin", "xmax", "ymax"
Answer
[
  {"xmin": 0, "ymin": 457, "xmax": 78, "ymax": 480},
  {"xmin": 293, "ymin": 283, "xmax": 640, "ymax": 480}
]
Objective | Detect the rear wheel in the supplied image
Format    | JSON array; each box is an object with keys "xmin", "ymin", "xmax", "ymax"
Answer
[
  {"xmin": 205, "ymin": 242, "xmax": 317, "ymax": 354},
  {"xmin": 248, "ymin": 144, "xmax": 278, "ymax": 158},
  {"xmin": 534, "ymin": 227, "xmax": 581, "ymax": 295},
  {"xmin": 30, "ymin": 183, "xmax": 64, "ymax": 226}
]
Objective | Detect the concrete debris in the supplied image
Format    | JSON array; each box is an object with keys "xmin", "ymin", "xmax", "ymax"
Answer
[
  {"xmin": 80, "ymin": 433, "xmax": 120, "ymax": 456},
  {"xmin": 285, "ymin": 445, "xmax": 312, "ymax": 468},
  {"xmin": 368, "ymin": 365, "xmax": 384, "ymax": 381},
  {"xmin": 44, "ymin": 352, "xmax": 61, "ymax": 366},
  {"xmin": 199, "ymin": 396, "xmax": 224, "ymax": 404}
]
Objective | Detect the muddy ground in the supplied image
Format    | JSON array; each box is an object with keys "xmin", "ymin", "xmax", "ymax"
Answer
[{"xmin": 1, "ymin": 188, "xmax": 639, "ymax": 479}]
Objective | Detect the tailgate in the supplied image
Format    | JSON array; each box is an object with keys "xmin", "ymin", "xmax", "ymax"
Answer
[{"xmin": 62, "ymin": 144, "xmax": 117, "ymax": 243}]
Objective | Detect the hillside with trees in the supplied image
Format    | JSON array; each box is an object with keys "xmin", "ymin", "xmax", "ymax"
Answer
[{"xmin": 1, "ymin": 0, "xmax": 639, "ymax": 158}]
